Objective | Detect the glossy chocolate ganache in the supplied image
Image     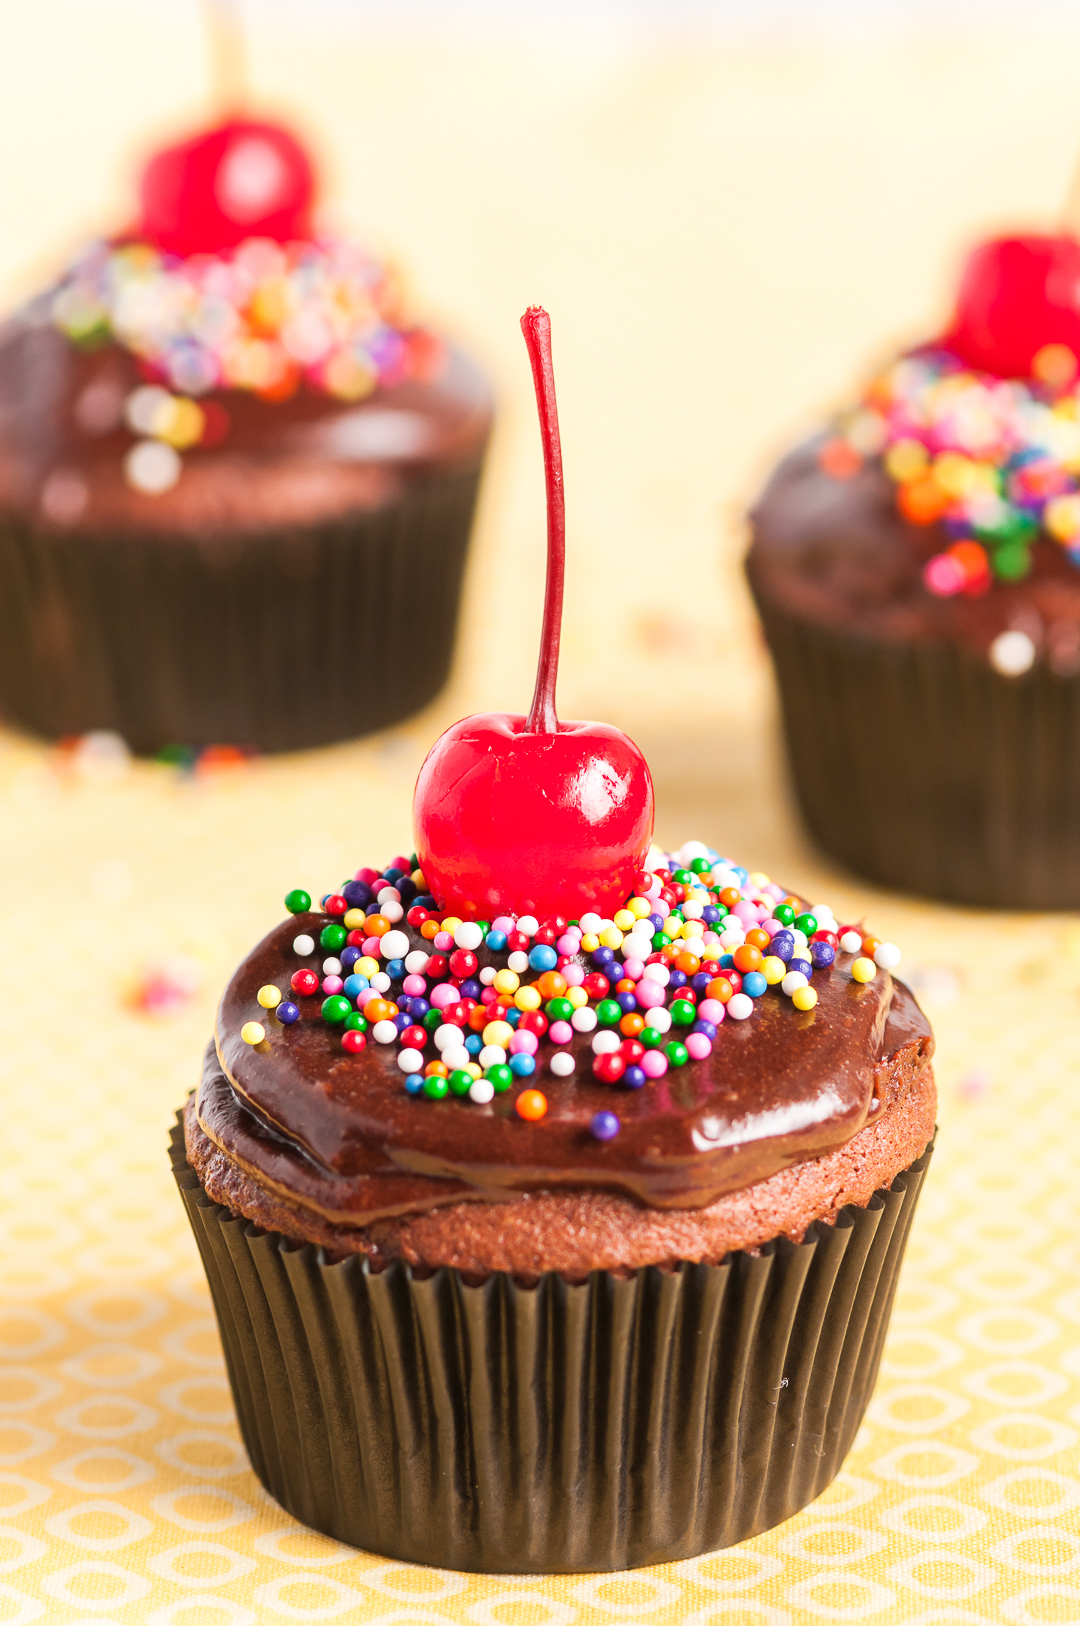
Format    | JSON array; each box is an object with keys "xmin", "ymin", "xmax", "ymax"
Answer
[{"xmin": 186, "ymin": 855, "xmax": 935, "ymax": 1275}]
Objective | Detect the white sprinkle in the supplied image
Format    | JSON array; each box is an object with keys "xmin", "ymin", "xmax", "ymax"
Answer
[
  {"xmin": 442, "ymin": 1044, "xmax": 472, "ymax": 1070},
  {"xmin": 839, "ymin": 931, "xmax": 862, "ymax": 954},
  {"xmin": 433, "ymin": 1024, "xmax": 464, "ymax": 1051},
  {"xmin": 376, "ymin": 886, "xmax": 401, "ymax": 905},
  {"xmin": 571, "ymin": 1006, "xmax": 598, "ymax": 1033},
  {"xmin": 516, "ymin": 915, "xmax": 539, "ymax": 938},
  {"xmin": 648, "ymin": 1007, "xmax": 672, "ymax": 1035},
  {"xmin": 678, "ymin": 840, "xmax": 710, "ymax": 866},
  {"xmin": 381, "ymin": 901, "xmax": 404, "ymax": 923},
  {"xmin": 454, "ymin": 921, "xmax": 484, "ymax": 951},
  {"xmin": 379, "ymin": 929, "xmax": 410, "ymax": 960},
  {"xmin": 641, "ymin": 963, "xmax": 670, "ymax": 986},
  {"xmin": 681, "ymin": 898, "xmax": 705, "ymax": 920},
  {"xmin": 396, "ymin": 1048, "xmax": 423, "ymax": 1074},
  {"xmin": 990, "ymin": 629, "xmax": 1036, "ymax": 676},
  {"xmin": 478, "ymin": 1045, "xmax": 506, "ymax": 1069},
  {"xmin": 370, "ymin": 972, "xmax": 391, "ymax": 993},
  {"xmin": 550, "ymin": 1051, "xmax": 576, "ymax": 1078},
  {"xmin": 469, "ymin": 1079, "xmax": 495, "ymax": 1104},
  {"xmin": 874, "ymin": 942, "xmax": 901, "ymax": 970},
  {"xmin": 592, "ymin": 1031, "xmax": 621, "ymax": 1055},
  {"xmin": 727, "ymin": 993, "xmax": 754, "ymax": 1020},
  {"xmin": 292, "ymin": 934, "xmax": 315, "ymax": 956},
  {"xmin": 719, "ymin": 929, "xmax": 745, "ymax": 950},
  {"xmin": 321, "ymin": 957, "xmax": 342, "ymax": 976},
  {"xmin": 579, "ymin": 913, "xmax": 603, "ymax": 934},
  {"xmin": 404, "ymin": 950, "xmax": 429, "ymax": 974},
  {"xmin": 781, "ymin": 971, "xmax": 809, "ymax": 996},
  {"xmin": 125, "ymin": 384, "xmax": 173, "ymax": 435},
  {"xmin": 507, "ymin": 951, "xmax": 529, "ymax": 974},
  {"xmin": 372, "ymin": 1019, "xmax": 398, "ymax": 1045},
  {"xmin": 479, "ymin": 966, "xmax": 498, "ymax": 985},
  {"xmin": 124, "ymin": 438, "xmax": 181, "ymax": 494}
]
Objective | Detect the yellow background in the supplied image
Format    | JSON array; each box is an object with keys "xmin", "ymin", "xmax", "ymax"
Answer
[{"xmin": 1, "ymin": 5, "xmax": 1080, "ymax": 1621}]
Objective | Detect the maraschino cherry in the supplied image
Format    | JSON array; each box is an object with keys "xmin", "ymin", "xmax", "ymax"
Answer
[
  {"xmin": 413, "ymin": 306, "xmax": 655, "ymax": 922},
  {"xmin": 137, "ymin": 116, "xmax": 315, "ymax": 257},
  {"xmin": 941, "ymin": 233, "xmax": 1080, "ymax": 379}
]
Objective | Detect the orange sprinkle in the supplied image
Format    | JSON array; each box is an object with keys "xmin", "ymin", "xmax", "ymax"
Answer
[
  {"xmin": 515, "ymin": 1089, "xmax": 548, "ymax": 1122},
  {"xmin": 733, "ymin": 944, "xmax": 763, "ymax": 973},
  {"xmin": 620, "ymin": 1012, "xmax": 646, "ymax": 1038},
  {"xmin": 745, "ymin": 927, "xmax": 771, "ymax": 952},
  {"xmin": 898, "ymin": 474, "xmax": 949, "ymax": 525},
  {"xmin": 818, "ymin": 437, "xmax": 862, "ymax": 480},
  {"xmin": 536, "ymin": 971, "xmax": 568, "ymax": 1000}
]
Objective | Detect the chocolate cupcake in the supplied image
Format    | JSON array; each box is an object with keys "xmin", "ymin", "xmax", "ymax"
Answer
[
  {"xmin": 747, "ymin": 233, "xmax": 1080, "ymax": 908},
  {"xmin": 174, "ymin": 309, "xmax": 935, "ymax": 1571},
  {"xmin": 0, "ymin": 117, "xmax": 491, "ymax": 754}
]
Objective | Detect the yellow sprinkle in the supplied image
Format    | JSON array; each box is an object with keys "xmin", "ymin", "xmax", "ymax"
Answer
[
  {"xmin": 580, "ymin": 933, "xmax": 600, "ymax": 953},
  {"xmin": 344, "ymin": 909, "xmax": 367, "ymax": 929},
  {"xmin": 493, "ymin": 969, "xmax": 520, "ymax": 995},
  {"xmin": 851, "ymin": 957, "xmax": 877, "ymax": 983},
  {"xmin": 241, "ymin": 1021, "xmax": 266, "ymax": 1045},
  {"xmin": 792, "ymin": 986, "xmax": 818, "ymax": 1012},
  {"xmin": 749, "ymin": 871, "xmax": 770, "ymax": 887},
  {"xmin": 613, "ymin": 909, "xmax": 636, "ymax": 931},
  {"xmin": 483, "ymin": 1021, "xmax": 513, "ymax": 1048},
  {"xmin": 600, "ymin": 925, "xmax": 624, "ymax": 950},
  {"xmin": 567, "ymin": 985, "xmax": 588, "ymax": 1008},
  {"xmin": 256, "ymin": 984, "xmax": 281, "ymax": 1008},
  {"xmin": 514, "ymin": 986, "xmax": 542, "ymax": 1012},
  {"xmin": 762, "ymin": 957, "xmax": 786, "ymax": 985},
  {"xmin": 628, "ymin": 896, "xmax": 652, "ymax": 919},
  {"xmin": 441, "ymin": 916, "xmax": 463, "ymax": 937},
  {"xmin": 466, "ymin": 1063, "xmax": 482, "ymax": 1080},
  {"xmin": 885, "ymin": 438, "xmax": 928, "ymax": 482},
  {"xmin": 357, "ymin": 956, "xmax": 379, "ymax": 978}
]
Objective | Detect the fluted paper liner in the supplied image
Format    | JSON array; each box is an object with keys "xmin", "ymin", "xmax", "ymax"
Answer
[
  {"xmin": 170, "ymin": 1120, "xmax": 932, "ymax": 1573},
  {"xmin": 0, "ymin": 464, "xmax": 483, "ymax": 754},
  {"xmin": 754, "ymin": 594, "xmax": 1080, "ymax": 909}
]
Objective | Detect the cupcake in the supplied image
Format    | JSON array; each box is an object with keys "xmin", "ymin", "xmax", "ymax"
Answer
[
  {"xmin": 173, "ymin": 310, "xmax": 936, "ymax": 1571},
  {"xmin": 747, "ymin": 233, "xmax": 1080, "ymax": 908},
  {"xmin": 0, "ymin": 117, "xmax": 491, "ymax": 754}
]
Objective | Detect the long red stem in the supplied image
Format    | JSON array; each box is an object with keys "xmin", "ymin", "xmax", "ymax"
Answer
[{"xmin": 521, "ymin": 305, "xmax": 565, "ymax": 734}]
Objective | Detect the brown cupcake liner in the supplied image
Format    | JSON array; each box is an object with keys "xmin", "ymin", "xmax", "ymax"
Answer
[
  {"xmin": 753, "ymin": 593, "xmax": 1080, "ymax": 910},
  {"xmin": 0, "ymin": 463, "xmax": 484, "ymax": 755},
  {"xmin": 169, "ymin": 1118, "xmax": 932, "ymax": 1573}
]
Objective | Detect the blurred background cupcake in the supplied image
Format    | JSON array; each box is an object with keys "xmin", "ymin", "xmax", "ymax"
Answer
[
  {"xmin": 747, "ymin": 229, "xmax": 1080, "ymax": 909},
  {"xmin": 0, "ymin": 6, "xmax": 492, "ymax": 756}
]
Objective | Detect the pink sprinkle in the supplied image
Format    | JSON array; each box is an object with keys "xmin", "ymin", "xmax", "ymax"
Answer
[
  {"xmin": 644, "ymin": 876, "xmax": 662, "ymax": 899},
  {"xmin": 509, "ymin": 1030, "xmax": 538, "ymax": 1055},
  {"xmin": 562, "ymin": 963, "xmax": 585, "ymax": 987},
  {"xmin": 761, "ymin": 918, "xmax": 782, "ymax": 936},
  {"xmin": 429, "ymin": 983, "xmax": 459, "ymax": 1009},
  {"xmin": 359, "ymin": 986, "xmax": 383, "ymax": 1008},
  {"xmin": 733, "ymin": 901, "xmax": 758, "ymax": 925},
  {"xmin": 362, "ymin": 936, "xmax": 382, "ymax": 957},
  {"xmin": 550, "ymin": 1020, "xmax": 573, "ymax": 1045},
  {"xmin": 402, "ymin": 974, "xmax": 427, "ymax": 997},
  {"xmin": 492, "ymin": 915, "xmax": 515, "ymax": 933},
  {"xmin": 635, "ymin": 981, "xmax": 667, "ymax": 1010},
  {"xmin": 685, "ymin": 1033, "xmax": 713, "ymax": 1061},
  {"xmin": 480, "ymin": 987, "xmax": 498, "ymax": 1006},
  {"xmin": 433, "ymin": 931, "xmax": 454, "ymax": 952},
  {"xmin": 623, "ymin": 956, "xmax": 645, "ymax": 981},
  {"xmin": 556, "ymin": 934, "xmax": 579, "ymax": 956},
  {"xmin": 641, "ymin": 1050, "xmax": 668, "ymax": 1079},
  {"xmin": 924, "ymin": 553, "xmax": 965, "ymax": 596},
  {"xmin": 764, "ymin": 882, "xmax": 784, "ymax": 901},
  {"xmin": 697, "ymin": 998, "xmax": 725, "ymax": 1024},
  {"xmin": 321, "ymin": 975, "xmax": 343, "ymax": 995}
]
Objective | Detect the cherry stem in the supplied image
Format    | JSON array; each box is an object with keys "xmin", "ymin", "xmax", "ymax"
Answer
[{"xmin": 521, "ymin": 305, "xmax": 565, "ymax": 734}]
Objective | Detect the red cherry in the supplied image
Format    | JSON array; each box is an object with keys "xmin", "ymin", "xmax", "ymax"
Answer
[
  {"xmin": 138, "ymin": 117, "xmax": 316, "ymax": 257},
  {"xmin": 413, "ymin": 307, "xmax": 654, "ymax": 921},
  {"xmin": 593, "ymin": 1053, "xmax": 626, "ymax": 1084},
  {"xmin": 942, "ymin": 234, "xmax": 1080, "ymax": 379}
]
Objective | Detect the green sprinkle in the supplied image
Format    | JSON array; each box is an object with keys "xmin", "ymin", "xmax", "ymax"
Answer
[{"xmin": 285, "ymin": 889, "xmax": 311, "ymax": 914}]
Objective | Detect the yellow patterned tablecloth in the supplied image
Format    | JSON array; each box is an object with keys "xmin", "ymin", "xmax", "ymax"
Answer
[{"xmin": 2, "ymin": 6, "xmax": 1080, "ymax": 1622}]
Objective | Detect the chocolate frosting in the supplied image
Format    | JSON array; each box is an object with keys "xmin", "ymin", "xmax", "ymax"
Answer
[
  {"xmin": 0, "ymin": 304, "xmax": 491, "ymax": 538},
  {"xmin": 748, "ymin": 437, "xmax": 1080, "ymax": 666},
  {"xmin": 199, "ymin": 912, "xmax": 934, "ymax": 1226}
]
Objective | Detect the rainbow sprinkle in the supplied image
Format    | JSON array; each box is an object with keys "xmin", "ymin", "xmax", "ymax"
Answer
[
  {"xmin": 823, "ymin": 345, "xmax": 1080, "ymax": 594},
  {"xmin": 241, "ymin": 844, "xmax": 900, "ymax": 1141}
]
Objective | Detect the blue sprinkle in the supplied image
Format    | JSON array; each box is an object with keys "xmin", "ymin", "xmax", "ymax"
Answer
[
  {"xmin": 382, "ymin": 867, "xmax": 404, "ymax": 884},
  {"xmin": 648, "ymin": 913, "xmax": 665, "ymax": 931},
  {"xmin": 719, "ymin": 953, "xmax": 735, "ymax": 970},
  {"xmin": 509, "ymin": 1053, "xmax": 536, "ymax": 1078},
  {"xmin": 275, "ymin": 1001, "xmax": 300, "ymax": 1025},
  {"xmin": 485, "ymin": 930, "xmax": 508, "ymax": 953},
  {"xmin": 810, "ymin": 941, "xmax": 836, "ymax": 968},
  {"xmin": 623, "ymin": 1065, "xmax": 646, "ymax": 1090},
  {"xmin": 392, "ymin": 1011, "xmax": 411, "ymax": 1033},
  {"xmin": 505, "ymin": 1006, "xmax": 521, "ymax": 1027},
  {"xmin": 343, "ymin": 974, "xmax": 369, "ymax": 1000},
  {"xmin": 465, "ymin": 1033, "xmax": 483, "ymax": 1056},
  {"xmin": 592, "ymin": 947, "xmax": 615, "ymax": 967},
  {"xmin": 616, "ymin": 990, "xmax": 637, "ymax": 1013},
  {"xmin": 590, "ymin": 1110, "xmax": 621, "ymax": 1141},
  {"xmin": 691, "ymin": 972, "xmax": 711, "ymax": 994},
  {"xmin": 692, "ymin": 1019, "xmax": 717, "ymax": 1039},
  {"xmin": 459, "ymin": 978, "xmax": 481, "ymax": 1000},
  {"xmin": 789, "ymin": 956, "xmax": 812, "ymax": 979},
  {"xmin": 702, "ymin": 904, "xmax": 722, "ymax": 925},
  {"xmin": 341, "ymin": 880, "xmax": 371, "ymax": 909},
  {"xmin": 403, "ymin": 1073, "xmax": 425, "ymax": 1096},
  {"xmin": 743, "ymin": 971, "xmax": 768, "ymax": 997},
  {"xmin": 385, "ymin": 958, "xmax": 405, "ymax": 981},
  {"xmin": 667, "ymin": 968, "xmax": 688, "ymax": 990},
  {"xmin": 340, "ymin": 945, "xmax": 361, "ymax": 971},
  {"xmin": 528, "ymin": 944, "xmax": 558, "ymax": 973},
  {"xmin": 769, "ymin": 930, "xmax": 795, "ymax": 963},
  {"xmin": 413, "ymin": 894, "xmax": 437, "ymax": 911}
]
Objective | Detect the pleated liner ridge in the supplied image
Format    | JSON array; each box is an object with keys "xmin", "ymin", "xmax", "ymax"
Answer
[
  {"xmin": 754, "ymin": 593, "xmax": 1080, "ymax": 910},
  {"xmin": 170, "ymin": 1121, "xmax": 932, "ymax": 1573},
  {"xmin": 0, "ymin": 464, "xmax": 483, "ymax": 755}
]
